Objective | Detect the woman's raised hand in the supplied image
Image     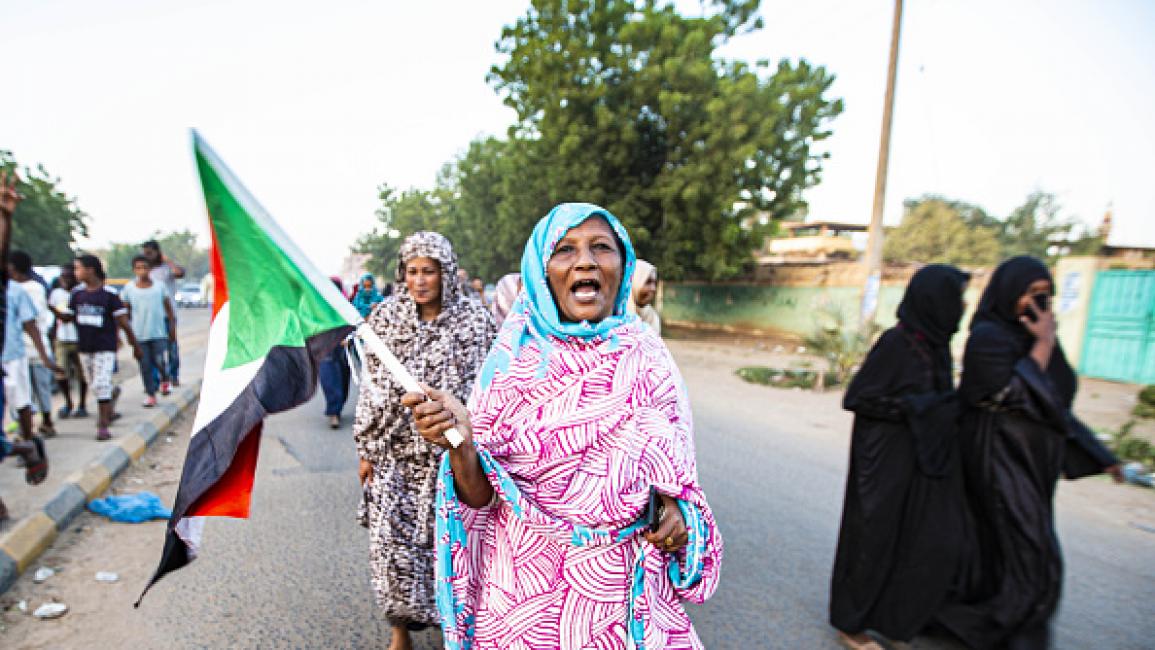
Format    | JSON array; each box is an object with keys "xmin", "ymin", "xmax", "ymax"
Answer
[
  {"xmin": 643, "ymin": 493, "xmax": 690, "ymax": 554},
  {"xmin": 1021, "ymin": 299, "xmax": 1057, "ymax": 370},
  {"xmin": 1019, "ymin": 296, "xmax": 1057, "ymax": 343},
  {"xmin": 0, "ymin": 169, "xmax": 24, "ymax": 219},
  {"xmin": 401, "ymin": 384, "xmax": 473, "ymax": 450}
]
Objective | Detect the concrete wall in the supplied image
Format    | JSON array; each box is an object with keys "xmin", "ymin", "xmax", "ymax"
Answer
[
  {"xmin": 661, "ymin": 283, "xmax": 907, "ymax": 338},
  {"xmin": 660, "ymin": 277, "xmax": 984, "ymax": 358},
  {"xmin": 1054, "ymin": 256, "xmax": 1103, "ymax": 368}
]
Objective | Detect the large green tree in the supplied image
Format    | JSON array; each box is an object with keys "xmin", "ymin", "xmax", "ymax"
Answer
[
  {"xmin": 1, "ymin": 151, "xmax": 88, "ymax": 264},
  {"xmin": 355, "ymin": 185, "xmax": 452, "ymax": 278},
  {"xmin": 883, "ymin": 197, "xmax": 1001, "ymax": 266},
  {"xmin": 485, "ymin": 0, "xmax": 842, "ymax": 279},
  {"xmin": 998, "ymin": 190, "xmax": 1075, "ymax": 260},
  {"xmin": 357, "ymin": 0, "xmax": 843, "ymax": 282}
]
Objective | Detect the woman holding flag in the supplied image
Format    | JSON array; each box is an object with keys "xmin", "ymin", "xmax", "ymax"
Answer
[
  {"xmin": 403, "ymin": 203, "xmax": 723, "ymax": 650},
  {"xmin": 352, "ymin": 232, "xmax": 496, "ymax": 650}
]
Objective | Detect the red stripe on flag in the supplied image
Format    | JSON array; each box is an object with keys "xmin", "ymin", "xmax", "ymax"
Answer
[
  {"xmin": 208, "ymin": 219, "xmax": 229, "ymax": 321},
  {"xmin": 187, "ymin": 423, "xmax": 262, "ymax": 519}
]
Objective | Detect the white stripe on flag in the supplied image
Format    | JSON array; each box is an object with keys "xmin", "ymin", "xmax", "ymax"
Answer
[
  {"xmin": 174, "ymin": 516, "xmax": 206, "ymax": 558},
  {"xmin": 190, "ymin": 302, "xmax": 264, "ymax": 437}
]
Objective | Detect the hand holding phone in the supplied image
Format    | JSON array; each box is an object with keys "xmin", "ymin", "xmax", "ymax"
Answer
[
  {"xmin": 643, "ymin": 487, "xmax": 690, "ymax": 553},
  {"xmin": 646, "ymin": 486, "xmax": 663, "ymax": 532},
  {"xmin": 1020, "ymin": 294, "xmax": 1057, "ymax": 342}
]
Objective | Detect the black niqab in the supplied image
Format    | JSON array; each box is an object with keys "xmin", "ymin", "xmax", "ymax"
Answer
[
  {"xmin": 896, "ymin": 264, "xmax": 971, "ymax": 348},
  {"xmin": 959, "ymin": 256, "xmax": 1077, "ymax": 407},
  {"xmin": 972, "ymin": 255, "xmax": 1051, "ymax": 333}
]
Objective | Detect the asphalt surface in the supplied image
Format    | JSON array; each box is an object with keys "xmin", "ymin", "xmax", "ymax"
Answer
[
  {"xmin": 4, "ymin": 330, "xmax": 1154, "ymax": 648},
  {"xmin": 675, "ymin": 339, "xmax": 1155, "ymax": 649}
]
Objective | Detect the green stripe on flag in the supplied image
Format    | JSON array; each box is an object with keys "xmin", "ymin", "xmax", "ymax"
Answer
[{"xmin": 195, "ymin": 148, "xmax": 351, "ymax": 369}]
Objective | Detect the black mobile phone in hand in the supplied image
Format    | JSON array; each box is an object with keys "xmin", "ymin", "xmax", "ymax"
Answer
[
  {"xmin": 1032, "ymin": 293, "xmax": 1050, "ymax": 312},
  {"xmin": 1023, "ymin": 304, "xmax": 1039, "ymax": 323},
  {"xmin": 646, "ymin": 486, "xmax": 663, "ymax": 532}
]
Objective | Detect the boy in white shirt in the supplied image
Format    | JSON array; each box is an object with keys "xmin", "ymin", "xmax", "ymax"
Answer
[
  {"xmin": 120, "ymin": 256, "xmax": 177, "ymax": 407},
  {"xmin": 49, "ymin": 264, "xmax": 88, "ymax": 417}
]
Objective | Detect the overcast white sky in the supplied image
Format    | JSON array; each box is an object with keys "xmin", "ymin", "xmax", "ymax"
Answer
[{"xmin": 4, "ymin": 0, "xmax": 1152, "ymax": 274}]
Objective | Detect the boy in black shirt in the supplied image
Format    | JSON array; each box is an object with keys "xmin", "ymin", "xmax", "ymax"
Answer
[{"xmin": 55, "ymin": 255, "xmax": 141, "ymax": 440}]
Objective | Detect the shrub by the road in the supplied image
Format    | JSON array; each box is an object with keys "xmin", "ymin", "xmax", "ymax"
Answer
[
  {"xmin": 1133, "ymin": 385, "xmax": 1155, "ymax": 419},
  {"xmin": 737, "ymin": 366, "xmax": 840, "ymax": 390},
  {"xmin": 1103, "ymin": 419, "xmax": 1155, "ymax": 472}
]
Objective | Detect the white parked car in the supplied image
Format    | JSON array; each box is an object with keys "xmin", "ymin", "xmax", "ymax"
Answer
[{"xmin": 174, "ymin": 283, "xmax": 206, "ymax": 308}]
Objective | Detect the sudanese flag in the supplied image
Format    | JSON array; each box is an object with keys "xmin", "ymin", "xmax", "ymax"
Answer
[{"xmin": 139, "ymin": 131, "xmax": 360, "ymax": 603}]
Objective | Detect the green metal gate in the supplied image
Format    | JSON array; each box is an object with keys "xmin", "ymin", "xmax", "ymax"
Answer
[{"xmin": 1081, "ymin": 270, "xmax": 1155, "ymax": 384}]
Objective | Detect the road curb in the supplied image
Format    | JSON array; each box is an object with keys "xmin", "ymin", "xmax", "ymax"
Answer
[{"xmin": 0, "ymin": 380, "xmax": 201, "ymax": 595}]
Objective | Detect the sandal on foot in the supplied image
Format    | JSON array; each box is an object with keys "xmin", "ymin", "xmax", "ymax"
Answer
[
  {"xmin": 96, "ymin": 428, "xmax": 112, "ymax": 441},
  {"xmin": 837, "ymin": 632, "xmax": 884, "ymax": 650},
  {"xmin": 22, "ymin": 437, "xmax": 49, "ymax": 485},
  {"xmin": 38, "ymin": 424, "xmax": 57, "ymax": 438}
]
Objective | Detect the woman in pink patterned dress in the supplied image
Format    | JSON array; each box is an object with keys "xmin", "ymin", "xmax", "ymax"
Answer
[{"xmin": 403, "ymin": 203, "xmax": 723, "ymax": 650}]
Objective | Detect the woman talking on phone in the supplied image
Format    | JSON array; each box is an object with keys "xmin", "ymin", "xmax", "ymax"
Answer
[{"xmin": 938, "ymin": 256, "xmax": 1121, "ymax": 650}]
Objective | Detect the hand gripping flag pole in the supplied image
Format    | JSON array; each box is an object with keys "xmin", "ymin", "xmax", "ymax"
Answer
[{"xmin": 355, "ymin": 323, "xmax": 464, "ymax": 448}]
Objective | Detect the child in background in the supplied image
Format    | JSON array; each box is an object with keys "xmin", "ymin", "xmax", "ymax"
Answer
[
  {"xmin": 49, "ymin": 265, "xmax": 88, "ymax": 418},
  {"xmin": 9, "ymin": 250, "xmax": 57, "ymax": 436},
  {"xmin": 54, "ymin": 255, "xmax": 141, "ymax": 441},
  {"xmin": 120, "ymin": 256, "xmax": 176, "ymax": 407}
]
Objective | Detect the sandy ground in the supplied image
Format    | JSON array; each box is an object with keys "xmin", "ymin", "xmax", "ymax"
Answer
[{"xmin": 0, "ymin": 411, "xmax": 190, "ymax": 646}]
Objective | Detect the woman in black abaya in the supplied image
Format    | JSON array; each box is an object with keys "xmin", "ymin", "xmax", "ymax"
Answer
[
  {"xmin": 937, "ymin": 256, "xmax": 1121, "ymax": 650},
  {"xmin": 830, "ymin": 264, "xmax": 971, "ymax": 650}
]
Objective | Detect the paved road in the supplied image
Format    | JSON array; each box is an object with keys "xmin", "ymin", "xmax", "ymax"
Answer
[
  {"xmin": 3, "ymin": 334, "xmax": 1153, "ymax": 648},
  {"xmin": 674, "ymin": 340, "xmax": 1155, "ymax": 648}
]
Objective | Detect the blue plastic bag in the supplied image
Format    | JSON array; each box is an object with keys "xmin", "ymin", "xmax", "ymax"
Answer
[{"xmin": 88, "ymin": 492, "xmax": 172, "ymax": 523}]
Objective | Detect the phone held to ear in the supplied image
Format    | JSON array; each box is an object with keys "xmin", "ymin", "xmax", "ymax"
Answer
[
  {"xmin": 1023, "ymin": 292, "xmax": 1050, "ymax": 324},
  {"xmin": 646, "ymin": 486, "xmax": 663, "ymax": 532}
]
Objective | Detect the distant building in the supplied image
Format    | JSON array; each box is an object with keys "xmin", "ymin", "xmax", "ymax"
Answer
[
  {"xmin": 755, "ymin": 221, "xmax": 867, "ymax": 264},
  {"xmin": 1098, "ymin": 207, "xmax": 1154, "ymax": 267}
]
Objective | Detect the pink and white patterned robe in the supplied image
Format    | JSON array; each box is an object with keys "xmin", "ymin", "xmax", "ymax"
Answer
[{"xmin": 436, "ymin": 316, "xmax": 723, "ymax": 649}]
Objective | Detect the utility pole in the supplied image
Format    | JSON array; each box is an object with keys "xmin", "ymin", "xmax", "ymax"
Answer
[{"xmin": 860, "ymin": 0, "xmax": 904, "ymax": 326}]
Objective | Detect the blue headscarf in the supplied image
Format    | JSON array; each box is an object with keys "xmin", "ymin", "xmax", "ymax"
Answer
[
  {"xmin": 352, "ymin": 272, "xmax": 384, "ymax": 318},
  {"xmin": 479, "ymin": 202, "xmax": 637, "ymax": 387}
]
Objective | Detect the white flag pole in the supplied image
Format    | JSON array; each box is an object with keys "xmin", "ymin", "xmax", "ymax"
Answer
[{"xmin": 355, "ymin": 323, "xmax": 464, "ymax": 448}]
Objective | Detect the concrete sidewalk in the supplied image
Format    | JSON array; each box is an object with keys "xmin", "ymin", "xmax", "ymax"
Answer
[{"xmin": 0, "ymin": 309, "xmax": 209, "ymax": 593}]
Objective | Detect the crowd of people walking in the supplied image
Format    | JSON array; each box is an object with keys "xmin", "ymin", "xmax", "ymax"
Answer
[
  {"xmin": 0, "ymin": 158, "xmax": 1125, "ymax": 648},
  {"xmin": 0, "ymin": 170, "xmax": 187, "ymax": 525}
]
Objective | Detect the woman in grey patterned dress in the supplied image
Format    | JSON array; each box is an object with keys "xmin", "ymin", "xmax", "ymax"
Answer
[{"xmin": 353, "ymin": 231, "xmax": 496, "ymax": 650}]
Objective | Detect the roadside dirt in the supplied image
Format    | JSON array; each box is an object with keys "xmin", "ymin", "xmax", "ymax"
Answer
[{"xmin": 0, "ymin": 411, "xmax": 191, "ymax": 647}]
